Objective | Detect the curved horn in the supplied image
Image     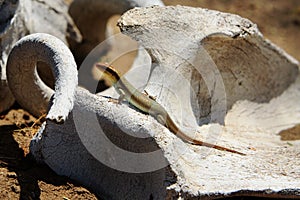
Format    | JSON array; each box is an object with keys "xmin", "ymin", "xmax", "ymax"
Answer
[{"xmin": 6, "ymin": 33, "xmax": 78, "ymax": 123}]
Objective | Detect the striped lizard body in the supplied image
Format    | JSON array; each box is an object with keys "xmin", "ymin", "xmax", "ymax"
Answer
[{"xmin": 96, "ymin": 63, "xmax": 245, "ymax": 156}]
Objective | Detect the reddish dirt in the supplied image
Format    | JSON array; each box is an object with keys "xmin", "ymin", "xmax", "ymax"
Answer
[
  {"xmin": 1, "ymin": 0, "xmax": 299, "ymax": 199},
  {"xmin": 0, "ymin": 107, "xmax": 98, "ymax": 200}
]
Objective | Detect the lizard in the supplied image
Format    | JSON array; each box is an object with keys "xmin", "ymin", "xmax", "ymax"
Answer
[{"xmin": 96, "ymin": 62, "xmax": 245, "ymax": 156}]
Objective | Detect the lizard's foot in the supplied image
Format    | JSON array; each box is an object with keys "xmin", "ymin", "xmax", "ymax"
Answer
[{"xmin": 109, "ymin": 98, "xmax": 120, "ymax": 104}]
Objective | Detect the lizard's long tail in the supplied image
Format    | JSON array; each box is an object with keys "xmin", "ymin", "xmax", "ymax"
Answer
[
  {"xmin": 189, "ymin": 137, "xmax": 246, "ymax": 155},
  {"xmin": 166, "ymin": 116, "xmax": 246, "ymax": 155}
]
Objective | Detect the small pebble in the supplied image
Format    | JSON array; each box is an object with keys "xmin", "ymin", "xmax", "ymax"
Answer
[
  {"xmin": 11, "ymin": 185, "xmax": 20, "ymax": 193},
  {"xmin": 7, "ymin": 172, "xmax": 17, "ymax": 178}
]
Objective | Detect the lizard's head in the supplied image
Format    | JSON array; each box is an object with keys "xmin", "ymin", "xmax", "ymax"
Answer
[{"xmin": 95, "ymin": 63, "xmax": 120, "ymax": 85}]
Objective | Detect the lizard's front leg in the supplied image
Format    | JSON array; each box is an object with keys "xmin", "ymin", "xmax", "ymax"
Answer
[
  {"xmin": 116, "ymin": 88, "xmax": 126, "ymax": 104},
  {"xmin": 107, "ymin": 88, "xmax": 126, "ymax": 104}
]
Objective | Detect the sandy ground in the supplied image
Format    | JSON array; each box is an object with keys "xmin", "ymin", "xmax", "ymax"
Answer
[{"xmin": 0, "ymin": 0, "xmax": 299, "ymax": 199}]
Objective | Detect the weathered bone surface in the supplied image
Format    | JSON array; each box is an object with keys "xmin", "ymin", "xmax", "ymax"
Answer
[
  {"xmin": 31, "ymin": 88, "xmax": 171, "ymax": 199},
  {"xmin": 20, "ymin": 6, "xmax": 300, "ymax": 199},
  {"xmin": 118, "ymin": 6, "xmax": 299, "ymax": 125},
  {"xmin": 118, "ymin": 6, "xmax": 300, "ymax": 198},
  {"xmin": 7, "ymin": 33, "xmax": 78, "ymax": 123},
  {"xmin": 0, "ymin": 0, "xmax": 80, "ymax": 113}
]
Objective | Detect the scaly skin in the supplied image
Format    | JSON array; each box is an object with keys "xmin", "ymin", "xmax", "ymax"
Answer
[{"xmin": 96, "ymin": 63, "xmax": 245, "ymax": 155}]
